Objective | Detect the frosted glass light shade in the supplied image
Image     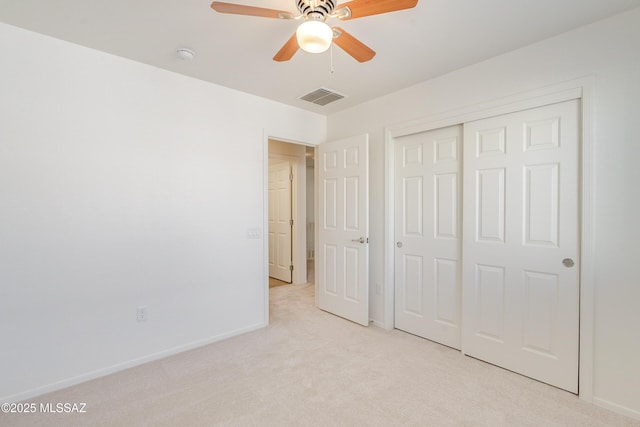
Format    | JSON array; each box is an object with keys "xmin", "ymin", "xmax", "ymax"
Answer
[{"xmin": 296, "ymin": 20, "xmax": 333, "ymax": 54}]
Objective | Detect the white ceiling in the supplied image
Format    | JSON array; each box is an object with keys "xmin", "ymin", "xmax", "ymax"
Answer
[{"xmin": 1, "ymin": 0, "xmax": 638, "ymax": 115}]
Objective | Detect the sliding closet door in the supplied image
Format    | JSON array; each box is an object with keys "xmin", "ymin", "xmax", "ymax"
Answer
[
  {"xmin": 461, "ymin": 100, "xmax": 580, "ymax": 393},
  {"xmin": 394, "ymin": 125, "xmax": 462, "ymax": 349}
]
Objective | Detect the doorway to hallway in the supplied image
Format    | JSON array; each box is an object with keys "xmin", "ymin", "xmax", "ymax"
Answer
[{"xmin": 267, "ymin": 139, "xmax": 315, "ymax": 288}]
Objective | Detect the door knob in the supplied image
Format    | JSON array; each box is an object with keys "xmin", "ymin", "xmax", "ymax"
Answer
[
  {"xmin": 397, "ymin": 241, "xmax": 403, "ymax": 248},
  {"xmin": 562, "ymin": 258, "xmax": 575, "ymax": 268},
  {"xmin": 351, "ymin": 237, "xmax": 367, "ymax": 244}
]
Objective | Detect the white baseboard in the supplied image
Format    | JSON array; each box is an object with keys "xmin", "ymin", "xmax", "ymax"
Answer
[
  {"xmin": 1, "ymin": 321, "xmax": 266, "ymax": 404},
  {"xmin": 593, "ymin": 397, "xmax": 640, "ymax": 421}
]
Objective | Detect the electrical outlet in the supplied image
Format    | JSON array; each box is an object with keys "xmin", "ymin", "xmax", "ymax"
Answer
[{"xmin": 137, "ymin": 306, "xmax": 148, "ymax": 322}]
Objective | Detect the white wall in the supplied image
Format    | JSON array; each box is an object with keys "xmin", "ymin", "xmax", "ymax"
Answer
[
  {"xmin": 0, "ymin": 23, "xmax": 326, "ymax": 401},
  {"xmin": 327, "ymin": 7, "xmax": 640, "ymax": 419}
]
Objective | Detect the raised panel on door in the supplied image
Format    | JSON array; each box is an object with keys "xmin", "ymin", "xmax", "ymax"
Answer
[
  {"xmin": 475, "ymin": 264, "xmax": 506, "ymax": 343},
  {"xmin": 434, "ymin": 258, "xmax": 458, "ymax": 325},
  {"xmin": 317, "ymin": 134, "xmax": 369, "ymax": 326},
  {"xmin": 324, "ymin": 178, "xmax": 337, "ymax": 230},
  {"xmin": 268, "ymin": 184, "xmax": 276, "ymax": 271},
  {"xmin": 344, "ymin": 247, "xmax": 359, "ymax": 302},
  {"xmin": 323, "ymin": 244, "xmax": 337, "ymax": 295},
  {"xmin": 462, "ymin": 100, "xmax": 579, "ymax": 393},
  {"xmin": 524, "ymin": 164, "xmax": 559, "ymax": 246},
  {"xmin": 401, "ymin": 254, "xmax": 424, "ymax": 316},
  {"xmin": 435, "ymin": 174, "xmax": 457, "ymax": 239},
  {"xmin": 344, "ymin": 176, "xmax": 360, "ymax": 231},
  {"xmin": 395, "ymin": 125, "xmax": 462, "ymax": 349},
  {"xmin": 476, "ymin": 168, "xmax": 505, "ymax": 243},
  {"xmin": 404, "ymin": 176, "xmax": 423, "ymax": 236},
  {"xmin": 522, "ymin": 270, "xmax": 559, "ymax": 357}
]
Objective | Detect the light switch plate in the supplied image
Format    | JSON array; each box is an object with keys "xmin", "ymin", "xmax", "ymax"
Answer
[{"xmin": 246, "ymin": 228, "xmax": 261, "ymax": 239}]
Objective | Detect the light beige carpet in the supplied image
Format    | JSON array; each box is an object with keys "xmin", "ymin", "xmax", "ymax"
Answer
[{"xmin": 2, "ymin": 284, "xmax": 639, "ymax": 426}]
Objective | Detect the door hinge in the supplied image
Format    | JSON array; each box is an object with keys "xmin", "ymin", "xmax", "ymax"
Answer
[
  {"xmin": 290, "ymin": 219, "xmax": 294, "ymax": 227},
  {"xmin": 289, "ymin": 173, "xmax": 293, "ymax": 181},
  {"xmin": 289, "ymin": 265, "xmax": 294, "ymax": 271}
]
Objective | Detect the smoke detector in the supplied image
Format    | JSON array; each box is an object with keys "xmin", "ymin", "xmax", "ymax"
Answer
[{"xmin": 176, "ymin": 48, "xmax": 195, "ymax": 61}]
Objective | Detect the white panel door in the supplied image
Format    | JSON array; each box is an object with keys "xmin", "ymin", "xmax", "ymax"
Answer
[
  {"xmin": 394, "ymin": 125, "xmax": 462, "ymax": 349},
  {"xmin": 317, "ymin": 134, "xmax": 369, "ymax": 326},
  {"xmin": 462, "ymin": 100, "xmax": 580, "ymax": 393},
  {"xmin": 268, "ymin": 160, "xmax": 292, "ymax": 283}
]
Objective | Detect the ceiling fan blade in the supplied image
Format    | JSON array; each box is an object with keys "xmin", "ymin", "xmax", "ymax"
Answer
[
  {"xmin": 332, "ymin": 27, "xmax": 375, "ymax": 62},
  {"xmin": 211, "ymin": 2, "xmax": 294, "ymax": 19},
  {"xmin": 273, "ymin": 33, "xmax": 299, "ymax": 62},
  {"xmin": 336, "ymin": 0, "xmax": 418, "ymax": 20}
]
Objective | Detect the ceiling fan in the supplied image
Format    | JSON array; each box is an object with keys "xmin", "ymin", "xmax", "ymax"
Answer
[{"xmin": 210, "ymin": 0, "xmax": 418, "ymax": 62}]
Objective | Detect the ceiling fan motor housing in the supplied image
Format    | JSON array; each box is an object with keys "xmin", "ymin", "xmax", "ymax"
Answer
[{"xmin": 297, "ymin": 0, "xmax": 336, "ymax": 20}]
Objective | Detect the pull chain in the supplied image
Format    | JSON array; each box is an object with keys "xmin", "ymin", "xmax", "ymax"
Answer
[{"xmin": 330, "ymin": 43, "xmax": 335, "ymax": 75}]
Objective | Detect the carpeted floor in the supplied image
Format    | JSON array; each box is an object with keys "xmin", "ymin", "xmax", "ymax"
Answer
[{"xmin": 2, "ymin": 284, "xmax": 638, "ymax": 426}]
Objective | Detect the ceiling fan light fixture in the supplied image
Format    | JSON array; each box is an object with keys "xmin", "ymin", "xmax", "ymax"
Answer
[{"xmin": 296, "ymin": 20, "xmax": 333, "ymax": 54}]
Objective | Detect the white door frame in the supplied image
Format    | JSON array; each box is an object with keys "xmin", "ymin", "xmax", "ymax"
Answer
[
  {"xmin": 263, "ymin": 135, "xmax": 317, "ymax": 326},
  {"xmin": 384, "ymin": 77, "xmax": 595, "ymax": 401},
  {"xmin": 268, "ymin": 140, "xmax": 313, "ymax": 286}
]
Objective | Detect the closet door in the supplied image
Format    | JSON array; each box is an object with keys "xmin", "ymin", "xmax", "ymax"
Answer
[
  {"xmin": 394, "ymin": 125, "xmax": 462, "ymax": 349},
  {"xmin": 461, "ymin": 100, "xmax": 580, "ymax": 393}
]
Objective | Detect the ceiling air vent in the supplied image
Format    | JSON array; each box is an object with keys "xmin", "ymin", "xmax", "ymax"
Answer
[{"xmin": 299, "ymin": 88, "xmax": 345, "ymax": 106}]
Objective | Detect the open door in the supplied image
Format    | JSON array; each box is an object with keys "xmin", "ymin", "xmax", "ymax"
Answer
[
  {"xmin": 317, "ymin": 134, "xmax": 369, "ymax": 326},
  {"xmin": 268, "ymin": 160, "xmax": 292, "ymax": 283}
]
